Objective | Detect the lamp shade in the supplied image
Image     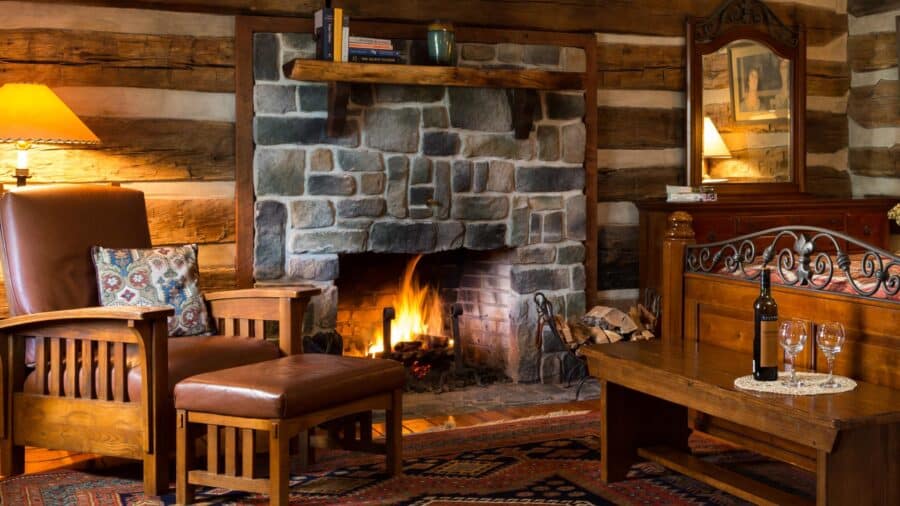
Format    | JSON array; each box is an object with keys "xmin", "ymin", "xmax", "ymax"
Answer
[
  {"xmin": 702, "ymin": 117, "xmax": 731, "ymax": 159},
  {"xmin": 0, "ymin": 83, "xmax": 99, "ymax": 145}
]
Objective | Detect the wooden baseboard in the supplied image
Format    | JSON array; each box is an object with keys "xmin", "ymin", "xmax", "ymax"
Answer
[{"xmin": 637, "ymin": 445, "xmax": 813, "ymax": 506}]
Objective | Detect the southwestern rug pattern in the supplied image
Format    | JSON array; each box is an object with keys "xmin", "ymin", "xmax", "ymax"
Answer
[{"xmin": 0, "ymin": 412, "xmax": 814, "ymax": 505}]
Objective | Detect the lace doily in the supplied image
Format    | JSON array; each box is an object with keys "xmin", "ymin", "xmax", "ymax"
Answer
[{"xmin": 734, "ymin": 372, "xmax": 857, "ymax": 395}]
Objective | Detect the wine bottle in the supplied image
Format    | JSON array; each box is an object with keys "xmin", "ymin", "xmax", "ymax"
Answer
[{"xmin": 753, "ymin": 267, "xmax": 778, "ymax": 381}]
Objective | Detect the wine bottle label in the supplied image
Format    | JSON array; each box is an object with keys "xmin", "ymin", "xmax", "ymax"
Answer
[{"xmin": 760, "ymin": 320, "xmax": 778, "ymax": 367}]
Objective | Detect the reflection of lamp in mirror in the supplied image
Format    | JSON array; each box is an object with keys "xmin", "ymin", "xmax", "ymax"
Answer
[
  {"xmin": 0, "ymin": 83, "xmax": 100, "ymax": 186},
  {"xmin": 702, "ymin": 116, "xmax": 731, "ymax": 182}
]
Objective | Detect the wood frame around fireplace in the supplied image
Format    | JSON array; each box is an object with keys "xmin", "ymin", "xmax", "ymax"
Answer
[{"xmin": 234, "ymin": 15, "xmax": 599, "ymax": 306}]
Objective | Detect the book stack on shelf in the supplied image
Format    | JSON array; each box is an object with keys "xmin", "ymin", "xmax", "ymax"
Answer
[
  {"xmin": 314, "ymin": 7, "xmax": 349, "ymax": 62},
  {"xmin": 348, "ymin": 36, "xmax": 402, "ymax": 64}
]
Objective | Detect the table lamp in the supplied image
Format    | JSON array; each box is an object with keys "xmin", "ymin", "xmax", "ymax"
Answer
[
  {"xmin": 702, "ymin": 116, "xmax": 731, "ymax": 182},
  {"xmin": 0, "ymin": 83, "xmax": 100, "ymax": 186}
]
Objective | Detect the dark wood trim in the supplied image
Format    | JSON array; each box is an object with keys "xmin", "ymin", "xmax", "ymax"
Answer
[
  {"xmin": 686, "ymin": 8, "xmax": 807, "ymax": 194},
  {"xmin": 234, "ymin": 16, "xmax": 598, "ymax": 306}
]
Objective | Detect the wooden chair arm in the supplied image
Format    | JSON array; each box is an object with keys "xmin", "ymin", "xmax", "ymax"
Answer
[
  {"xmin": 204, "ymin": 287, "xmax": 321, "ymax": 301},
  {"xmin": 0, "ymin": 306, "xmax": 173, "ymax": 331}
]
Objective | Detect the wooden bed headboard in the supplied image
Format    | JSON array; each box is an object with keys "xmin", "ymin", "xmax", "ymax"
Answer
[{"xmin": 659, "ymin": 211, "xmax": 900, "ymax": 389}]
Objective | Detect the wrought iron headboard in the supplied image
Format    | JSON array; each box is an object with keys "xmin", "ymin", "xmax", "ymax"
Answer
[{"xmin": 685, "ymin": 226, "xmax": 900, "ymax": 298}]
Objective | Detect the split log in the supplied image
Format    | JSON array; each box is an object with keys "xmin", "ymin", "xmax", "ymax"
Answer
[
  {"xmin": 807, "ymin": 60, "xmax": 850, "ymax": 98},
  {"xmin": 596, "ymin": 43, "xmax": 684, "ymax": 91},
  {"xmin": 146, "ymin": 197, "xmax": 235, "ymax": 245},
  {"xmin": 597, "ymin": 166, "xmax": 682, "ymax": 202},
  {"xmin": 849, "ymin": 32, "xmax": 899, "ymax": 73},
  {"xmin": 597, "ymin": 107, "xmax": 684, "ymax": 149},
  {"xmin": 807, "ymin": 111, "xmax": 849, "ymax": 154},
  {"xmin": 849, "ymin": 147, "xmax": 900, "ymax": 178},
  {"xmin": 848, "ymin": 0, "xmax": 900, "ymax": 17},
  {"xmin": 849, "ymin": 80, "xmax": 900, "ymax": 129}
]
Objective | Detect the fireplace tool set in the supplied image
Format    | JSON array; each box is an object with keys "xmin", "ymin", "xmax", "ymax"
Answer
[{"xmin": 533, "ymin": 292, "xmax": 590, "ymax": 398}]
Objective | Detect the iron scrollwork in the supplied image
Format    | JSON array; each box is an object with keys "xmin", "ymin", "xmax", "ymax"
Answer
[{"xmin": 685, "ymin": 226, "xmax": 900, "ymax": 299}]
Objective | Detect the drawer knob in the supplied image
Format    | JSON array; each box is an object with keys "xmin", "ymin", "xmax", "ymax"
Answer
[
  {"xmin": 863, "ymin": 225, "xmax": 872, "ymax": 236},
  {"xmin": 706, "ymin": 232, "xmax": 716, "ymax": 242}
]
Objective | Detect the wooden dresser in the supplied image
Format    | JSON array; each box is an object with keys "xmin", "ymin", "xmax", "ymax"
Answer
[{"xmin": 637, "ymin": 197, "xmax": 895, "ymax": 296}]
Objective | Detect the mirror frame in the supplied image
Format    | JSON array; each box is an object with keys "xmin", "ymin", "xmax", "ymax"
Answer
[{"xmin": 687, "ymin": 0, "xmax": 806, "ymax": 194}]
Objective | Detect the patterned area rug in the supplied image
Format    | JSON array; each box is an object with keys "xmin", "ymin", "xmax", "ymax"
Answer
[{"xmin": 0, "ymin": 412, "xmax": 814, "ymax": 505}]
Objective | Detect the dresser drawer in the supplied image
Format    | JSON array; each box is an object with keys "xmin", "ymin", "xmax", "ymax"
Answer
[
  {"xmin": 692, "ymin": 216, "xmax": 736, "ymax": 244},
  {"xmin": 845, "ymin": 213, "xmax": 888, "ymax": 250},
  {"xmin": 736, "ymin": 214, "xmax": 845, "ymax": 234}
]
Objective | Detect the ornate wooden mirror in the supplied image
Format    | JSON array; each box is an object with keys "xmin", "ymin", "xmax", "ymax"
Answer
[{"xmin": 687, "ymin": 0, "xmax": 806, "ymax": 195}]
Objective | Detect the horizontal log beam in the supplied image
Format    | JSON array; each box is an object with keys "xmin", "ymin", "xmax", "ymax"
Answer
[
  {"xmin": 805, "ymin": 166, "xmax": 852, "ymax": 198},
  {"xmin": 146, "ymin": 197, "xmax": 235, "ymax": 245},
  {"xmin": 807, "ymin": 110, "xmax": 849, "ymax": 154},
  {"xmin": 848, "ymin": 0, "xmax": 900, "ymax": 17},
  {"xmin": 0, "ymin": 118, "xmax": 235, "ymax": 183},
  {"xmin": 597, "ymin": 42, "xmax": 684, "ymax": 91},
  {"xmin": 597, "ymin": 165, "xmax": 682, "ymax": 201},
  {"xmin": 0, "ymin": 28, "xmax": 234, "ymax": 92},
  {"xmin": 849, "ymin": 147, "xmax": 900, "ymax": 178},
  {"xmin": 849, "ymin": 32, "xmax": 899, "ymax": 73},
  {"xmin": 807, "ymin": 60, "xmax": 850, "ymax": 97},
  {"xmin": 849, "ymin": 80, "xmax": 900, "ymax": 129},
  {"xmin": 597, "ymin": 107, "xmax": 684, "ymax": 149}
]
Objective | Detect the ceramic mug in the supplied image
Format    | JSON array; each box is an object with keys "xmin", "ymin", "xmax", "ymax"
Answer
[{"xmin": 427, "ymin": 21, "xmax": 455, "ymax": 65}]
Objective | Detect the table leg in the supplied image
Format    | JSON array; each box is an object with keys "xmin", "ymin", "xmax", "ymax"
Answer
[
  {"xmin": 816, "ymin": 423, "xmax": 899, "ymax": 506},
  {"xmin": 600, "ymin": 380, "xmax": 689, "ymax": 483}
]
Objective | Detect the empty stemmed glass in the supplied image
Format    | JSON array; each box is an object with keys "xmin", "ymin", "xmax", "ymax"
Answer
[
  {"xmin": 778, "ymin": 319, "xmax": 807, "ymax": 387},
  {"xmin": 816, "ymin": 321, "xmax": 846, "ymax": 388}
]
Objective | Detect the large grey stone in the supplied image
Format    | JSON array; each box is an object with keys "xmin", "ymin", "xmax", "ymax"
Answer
[
  {"xmin": 410, "ymin": 157, "xmax": 432, "ymax": 184},
  {"xmin": 528, "ymin": 196, "xmax": 563, "ymax": 210},
  {"xmin": 513, "ymin": 244, "xmax": 556, "ymax": 264},
  {"xmin": 337, "ymin": 149, "xmax": 384, "ymax": 172},
  {"xmin": 337, "ymin": 198, "xmax": 386, "ymax": 218},
  {"xmin": 369, "ymin": 222, "xmax": 437, "ymax": 253},
  {"xmin": 423, "ymin": 106, "xmax": 449, "ymax": 128},
  {"xmin": 253, "ymin": 33, "xmax": 279, "ymax": 81},
  {"xmin": 307, "ymin": 174, "xmax": 356, "ymax": 196},
  {"xmin": 282, "ymin": 33, "xmax": 315, "ymax": 52},
  {"xmin": 287, "ymin": 254, "xmax": 339, "ymax": 281},
  {"xmin": 452, "ymin": 196, "xmax": 509, "ymax": 220},
  {"xmin": 529, "ymin": 213, "xmax": 542, "ymax": 244},
  {"xmin": 562, "ymin": 47, "xmax": 587, "ymax": 73},
  {"xmin": 436, "ymin": 222, "xmax": 465, "ymax": 250},
  {"xmin": 510, "ymin": 199, "xmax": 530, "ymax": 247},
  {"xmin": 423, "ymin": 132, "xmax": 460, "ymax": 156},
  {"xmin": 409, "ymin": 186, "xmax": 434, "ymax": 207},
  {"xmin": 543, "ymin": 211, "xmax": 564, "ymax": 243},
  {"xmin": 510, "ymin": 266, "xmax": 569, "ymax": 294},
  {"xmin": 254, "ymin": 200, "xmax": 285, "ymax": 280},
  {"xmin": 409, "ymin": 207, "xmax": 433, "ymax": 219},
  {"xmin": 298, "ymin": 85, "xmax": 327, "ymax": 112},
  {"xmin": 497, "ymin": 43, "xmax": 524, "ymax": 64},
  {"xmin": 472, "ymin": 161, "xmax": 489, "ymax": 193},
  {"xmin": 462, "ymin": 134, "xmax": 518, "ymax": 158},
  {"xmin": 338, "ymin": 219, "xmax": 374, "ymax": 229},
  {"xmin": 537, "ymin": 125, "xmax": 560, "ymax": 161},
  {"xmin": 565, "ymin": 194, "xmax": 586, "ymax": 241},
  {"xmin": 464, "ymin": 223, "xmax": 507, "ymax": 250},
  {"xmin": 309, "ymin": 148, "xmax": 333, "ymax": 172},
  {"xmin": 566, "ymin": 291, "xmax": 587, "ymax": 321},
  {"xmin": 487, "ymin": 161, "xmax": 515, "ymax": 192},
  {"xmin": 292, "ymin": 230, "xmax": 367, "ymax": 253},
  {"xmin": 254, "ymin": 148, "xmax": 304, "ymax": 196},
  {"xmin": 360, "ymin": 172, "xmax": 385, "ymax": 194},
  {"xmin": 364, "ymin": 108, "xmax": 419, "ymax": 153},
  {"xmin": 524, "ymin": 45, "xmax": 560, "ymax": 66},
  {"xmin": 254, "ymin": 117, "xmax": 358, "ymax": 147},
  {"xmin": 557, "ymin": 243, "xmax": 585, "ymax": 264},
  {"xmin": 571, "ymin": 265, "xmax": 586, "ymax": 290},
  {"xmin": 374, "ymin": 85, "xmax": 444, "ymax": 103},
  {"xmin": 386, "ymin": 156, "xmax": 409, "ymax": 218},
  {"xmin": 433, "ymin": 161, "xmax": 451, "ymax": 219},
  {"xmin": 561, "ymin": 123, "xmax": 586, "ymax": 164},
  {"xmin": 451, "ymin": 161, "xmax": 471, "ymax": 192},
  {"xmin": 598, "ymin": 225, "xmax": 639, "ymax": 290},
  {"xmin": 290, "ymin": 200, "xmax": 335, "ymax": 229},
  {"xmin": 461, "ymin": 43, "xmax": 496, "ymax": 61},
  {"xmin": 516, "ymin": 166, "xmax": 584, "ymax": 192},
  {"xmin": 545, "ymin": 92, "xmax": 585, "ymax": 120},
  {"xmin": 449, "ymin": 88, "xmax": 512, "ymax": 132},
  {"xmin": 254, "ymin": 84, "xmax": 297, "ymax": 114}
]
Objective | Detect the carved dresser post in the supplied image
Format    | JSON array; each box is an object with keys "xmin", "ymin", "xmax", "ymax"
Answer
[{"xmin": 660, "ymin": 212, "xmax": 695, "ymax": 345}]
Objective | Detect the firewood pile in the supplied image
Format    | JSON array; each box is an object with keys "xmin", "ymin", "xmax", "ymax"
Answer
[{"xmin": 556, "ymin": 302, "xmax": 658, "ymax": 349}]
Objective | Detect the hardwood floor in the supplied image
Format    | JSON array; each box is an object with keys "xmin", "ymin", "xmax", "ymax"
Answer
[{"xmin": 24, "ymin": 399, "xmax": 600, "ymax": 475}]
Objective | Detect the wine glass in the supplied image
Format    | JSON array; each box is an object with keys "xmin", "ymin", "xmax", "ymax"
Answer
[
  {"xmin": 816, "ymin": 321, "xmax": 846, "ymax": 388},
  {"xmin": 779, "ymin": 320, "xmax": 807, "ymax": 387}
]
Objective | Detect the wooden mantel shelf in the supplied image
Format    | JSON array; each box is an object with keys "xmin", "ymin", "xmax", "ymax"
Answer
[
  {"xmin": 282, "ymin": 59, "xmax": 585, "ymax": 138},
  {"xmin": 282, "ymin": 59, "xmax": 585, "ymax": 90}
]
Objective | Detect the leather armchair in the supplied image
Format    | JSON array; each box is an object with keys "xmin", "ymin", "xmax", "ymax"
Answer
[{"xmin": 0, "ymin": 185, "xmax": 319, "ymax": 495}]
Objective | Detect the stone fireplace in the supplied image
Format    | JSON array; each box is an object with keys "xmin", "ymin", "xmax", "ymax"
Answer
[{"xmin": 252, "ymin": 33, "xmax": 587, "ymax": 382}]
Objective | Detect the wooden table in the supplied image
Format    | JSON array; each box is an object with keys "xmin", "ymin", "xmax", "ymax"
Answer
[{"xmin": 583, "ymin": 341, "xmax": 900, "ymax": 506}]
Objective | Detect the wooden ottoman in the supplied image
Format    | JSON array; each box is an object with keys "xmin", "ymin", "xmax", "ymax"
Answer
[{"xmin": 173, "ymin": 353, "xmax": 405, "ymax": 505}]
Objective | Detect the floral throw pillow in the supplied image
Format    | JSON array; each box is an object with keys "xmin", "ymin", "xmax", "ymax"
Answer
[{"xmin": 91, "ymin": 244, "xmax": 213, "ymax": 336}]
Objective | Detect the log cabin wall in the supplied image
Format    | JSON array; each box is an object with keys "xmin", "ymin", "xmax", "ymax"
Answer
[
  {"xmin": 0, "ymin": 0, "xmax": 854, "ymax": 316},
  {"xmin": 846, "ymin": 0, "xmax": 900, "ymax": 251}
]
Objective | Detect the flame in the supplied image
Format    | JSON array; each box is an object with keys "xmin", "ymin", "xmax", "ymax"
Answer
[{"xmin": 368, "ymin": 254, "xmax": 443, "ymax": 357}]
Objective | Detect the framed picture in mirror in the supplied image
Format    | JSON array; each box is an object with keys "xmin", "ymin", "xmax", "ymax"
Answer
[{"xmin": 729, "ymin": 44, "xmax": 791, "ymax": 122}]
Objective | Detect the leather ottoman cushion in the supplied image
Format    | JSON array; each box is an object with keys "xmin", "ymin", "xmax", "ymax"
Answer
[{"xmin": 174, "ymin": 354, "xmax": 405, "ymax": 419}]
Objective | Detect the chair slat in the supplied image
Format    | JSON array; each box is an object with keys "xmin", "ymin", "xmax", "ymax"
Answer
[
  {"xmin": 254, "ymin": 320, "xmax": 266, "ymax": 340},
  {"xmin": 49, "ymin": 338, "xmax": 62, "ymax": 396},
  {"xmin": 66, "ymin": 339, "xmax": 77, "ymax": 398},
  {"xmin": 35, "ymin": 337, "xmax": 47, "ymax": 395},
  {"xmin": 97, "ymin": 341, "xmax": 110, "ymax": 401},
  {"xmin": 224, "ymin": 319, "xmax": 235, "ymax": 337},
  {"xmin": 81, "ymin": 340, "xmax": 94, "ymax": 399},
  {"xmin": 238, "ymin": 319, "xmax": 250, "ymax": 338},
  {"xmin": 113, "ymin": 342, "xmax": 126, "ymax": 402},
  {"xmin": 207, "ymin": 425, "xmax": 219, "ymax": 474},
  {"xmin": 241, "ymin": 428, "xmax": 255, "ymax": 478},
  {"xmin": 224, "ymin": 427, "xmax": 237, "ymax": 476}
]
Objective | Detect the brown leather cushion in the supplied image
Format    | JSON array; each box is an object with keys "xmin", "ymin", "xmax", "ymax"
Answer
[
  {"xmin": 0, "ymin": 185, "xmax": 151, "ymax": 316},
  {"xmin": 174, "ymin": 354, "xmax": 405, "ymax": 419},
  {"xmin": 24, "ymin": 335, "xmax": 280, "ymax": 402}
]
